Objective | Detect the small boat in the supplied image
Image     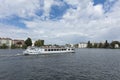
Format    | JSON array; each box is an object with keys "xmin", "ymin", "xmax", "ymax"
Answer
[{"xmin": 23, "ymin": 46, "xmax": 75, "ymax": 55}]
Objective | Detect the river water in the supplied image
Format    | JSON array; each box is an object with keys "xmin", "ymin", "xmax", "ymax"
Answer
[{"xmin": 0, "ymin": 49, "xmax": 120, "ymax": 80}]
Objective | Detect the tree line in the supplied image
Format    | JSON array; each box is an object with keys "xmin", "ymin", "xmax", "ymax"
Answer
[
  {"xmin": 87, "ymin": 40, "xmax": 120, "ymax": 49},
  {"xmin": 0, "ymin": 37, "xmax": 44, "ymax": 49}
]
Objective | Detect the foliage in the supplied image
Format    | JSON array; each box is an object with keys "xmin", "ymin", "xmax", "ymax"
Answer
[
  {"xmin": 11, "ymin": 44, "xmax": 16, "ymax": 49},
  {"xmin": 22, "ymin": 44, "xmax": 27, "ymax": 49},
  {"xmin": 74, "ymin": 44, "xmax": 78, "ymax": 48},
  {"xmin": 34, "ymin": 40, "xmax": 44, "ymax": 47},
  {"xmin": 98, "ymin": 43, "xmax": 104, "ymax": 48},
  {"xmin": 25, "ymin": 38, "xmax": 32, "ymax": 47},
  {"xmin": 87, "ymin": 40, "xmax": 120, "ymax": 49},
  {"xmin": 87, "ymin": 41, "xmax": 92, "ymax": 48},
  {"xmin": 0, "ymin": 44, "xmax": 8, "ymax": 49},
  {"xmin": 93, "ymin": 43, "xmax": 98, "ymax": 48},
  {"xmin": 103, "ymin": 40, "xmax": 109, "ymax": 48},
  {"xmin": 53, "ymin": 44, "xmax": 59, "ymax": 47}
]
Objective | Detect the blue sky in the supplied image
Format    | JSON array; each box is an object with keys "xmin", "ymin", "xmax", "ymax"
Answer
[{"xmin": 0, "ymin": 0, "xmax": 120, "ymax": 44}]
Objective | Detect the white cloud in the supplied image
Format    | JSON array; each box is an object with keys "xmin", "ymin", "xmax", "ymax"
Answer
[
  {"xmin": 42, "ymin": 0, "xmax": 54, "ymax": 17},
  {"xmin": 0, "ymin": 0, "xmax": 56, "ymax": 18},
  {"xmin": 63, "ymin": 1, "xmax": 104, "ymax": 21},
  {"xmin": 0, "ymin": 23, "xmax": 28, "ymax": 39},
  {"xmin": 0, "ymin": 0, "xmax": 120, "ymax": 44},
  {"xmin": 0, "ymin": 0, "xmax": 39, "ymax": 18}
]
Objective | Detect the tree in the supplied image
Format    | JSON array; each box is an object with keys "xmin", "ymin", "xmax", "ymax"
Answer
[
  {"xmin": 87, "ymin": 41, "xmax": 92, "ymax": 48},
  {"xmin": 22, "ymin": 44, "xmax": 27, "ymax": 49},
  {"xmin": 11, "ymin": 44, "xmax": 16, "ymax": 49},
  {"xmin": 34, "ymin": 40, "xmax": 44, "ymax": 47},
  {"xmin": 98, "ymin": 43, "xmax": 104, "ymax": 48},
  {"xmin": 74, "ymin": 44, "xmax": 78, "ymax": 48},
  {"xmin": 103, "ymin": 40, "xmax": 109, "ymax": 48},
  {"xmin": 119, "ymin": 42, "xmax": 120, "ymax": 47},
  {"xmin": 87, "ymin": 41, "xmax": 90, "ymax": 48},
  {"xmin": 53, "ymin": 44, "xmax": 59, "ymax": 47},
  {"xmin": 93, "ymin": 43, "xmax": 98, "ymax": 48},
  {"xmin": 1, "ymin": 44, "xmax": 8, "ymax": 49},
  {"xmin": 25, "ymin": 38, "xmax": 32, "ymax": 47}
]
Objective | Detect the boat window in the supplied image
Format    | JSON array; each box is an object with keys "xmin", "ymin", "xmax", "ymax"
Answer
[
  {"xmin": 48, "ymin": 49, "xmax": 50, "ymax": 51},
  {"xmin": 68, "ymin": 49, "xmax": 70, "ymax": 50},
  {"xmin": 51, "ymin": 49, "xmax": 53, "ymax": 51},
  {"xmin": 45, "ymin": 49, "xmax": 47, "ymax": 51}
]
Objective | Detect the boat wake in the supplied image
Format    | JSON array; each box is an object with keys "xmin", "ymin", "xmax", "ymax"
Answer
[{"xmin": 0, "ymin": 53, "xmax": 23, "ymax": 57}]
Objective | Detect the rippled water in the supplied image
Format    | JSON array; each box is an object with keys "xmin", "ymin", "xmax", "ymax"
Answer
[{"xmin": 0, "ymin": 49, "xmax": 120, "ymax": 80}]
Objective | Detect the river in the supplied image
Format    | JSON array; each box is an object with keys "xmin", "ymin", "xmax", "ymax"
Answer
[{"xmin": 0, "ymin": 49, "xmax": 120, "ymax": 80}]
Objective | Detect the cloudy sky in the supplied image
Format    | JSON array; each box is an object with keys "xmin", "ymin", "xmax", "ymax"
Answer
[{"xmin": 0, "ymin": 0, "xmax": 120, "ymax": 44}]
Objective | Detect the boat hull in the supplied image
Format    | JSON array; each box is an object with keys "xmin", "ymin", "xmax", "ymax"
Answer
[
  {"xmin": 23, "ymin": 50, "xmax": 75, "ymax": 55},
  {"xmin": 23, "ymin": 47, "xmax": 75, "ymax": 55}
]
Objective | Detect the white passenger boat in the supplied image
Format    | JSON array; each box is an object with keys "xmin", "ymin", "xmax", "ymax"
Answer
[{"xmin": 23, "ymin": 46, "xmax": 75, "ymax": 55}]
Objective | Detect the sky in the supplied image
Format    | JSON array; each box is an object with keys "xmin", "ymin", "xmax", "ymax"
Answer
[{"xmin": 0, "ymin": 0, "xmax": 120, "ymax": 44}]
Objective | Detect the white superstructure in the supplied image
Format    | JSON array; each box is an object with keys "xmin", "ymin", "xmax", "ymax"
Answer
[{"xmin": 23, "ymin": 47, "xmax": 75, "ymax": 55}]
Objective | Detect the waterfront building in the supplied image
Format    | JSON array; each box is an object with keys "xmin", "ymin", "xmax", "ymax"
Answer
[
  {"xmin": 0, "ymin": 38, "xmax": 12, "ymax": 48},
  {"xmin": 70, "ymin": 44, "xmax": 74, "ymax": 47},
  {"xmin": 0, "ymin": 37, "xmax": 25, "ymax": 48},
  {"xmin": 12, "ymin": 39, "xmax": 25, "ymax": 47},
  {"xmin": 78, "ymin": 42, "xmax": 87, "ymax": 48},
  {"xmin": 65, "ymin": 44, "xmax": 75, "ymax": 47},
  {"xmin": 115, "ymin": 44, "xmax": 119, "ymax": 48},
  {"xmin": 65, "ymin": 44, "xmax": 71, "ymax": 47}
]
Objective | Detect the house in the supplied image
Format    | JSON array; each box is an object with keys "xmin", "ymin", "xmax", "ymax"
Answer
[
  {"xmin": 78, "ymin": 42, "xmax": 87, "ymax": 48},
  {"xmin": 12, "ymin": 40, "xmax": 25, "ymax": 47},
  {"xmin": 0, "ymin": 38, "xmax": 12, "ymax": 48},
  {"xmin": 115, "ymin": 44, "xmax": 119, "ymax": 48}
]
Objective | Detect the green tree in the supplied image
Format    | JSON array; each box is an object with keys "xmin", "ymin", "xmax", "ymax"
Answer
[
  {"xmin": 53, "ymin": 44, "xmax": 59, "ymax": 47},
  {"xmin": 34, "ymin": 40, "xmax": 44, "ymax": 47},
  {"xmin": 87, "ymin": 41, "xmax": 92, "ymax": 48},
  {"xmin": 74, "ymin": 44, "xmax": 78, "ymax": 48},
  {"xmin": 119, "ymin": 42, "xmax": 120, "ymax": 47},
  {"xmin": 98, "ymin": 43, "xmax": 104, "ymax": 48},
  {"xmin": 22, "ymin": 44, "xmax": 27, "ymax": 49},
  {"xmin": 1, "ymin": 44, "xmax": 8, "ymax": 49},
  {"xmin": 93, "ymin": 43, "xmax": 98, "ymax": 48},
  {"xmin": 11, "ymin": 44, "xmax": 16, "ymax": 49},
  {"xmin": 25, "ymin": 38, "xmax": 32, "ymax": 47},
  {"xmin": 103, "ymin": 40, "xmax": 109, "ymax": 48}
]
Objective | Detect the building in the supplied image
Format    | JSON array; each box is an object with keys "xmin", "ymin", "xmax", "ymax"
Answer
[
  {"xmin": 115, "ymin": 44, "xmax": 119, "ymax": 48},
  {"xmin": 12, "ymin": 40, "xmax": 25, "ymax": 47},
  {"xmin": 0, "ymin": 38, "xmax": 12, "ymax": 48},
  {"xmin": 78, "ymin": 42, "xmax": 87, "ymax": 48},
  {"xmin": 70, "ymin": 44, "xmax": 75, "ymax": 47},
  {"xmin": 0, "ymin": 37, "xmax": 25, "ymax": 48}
]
